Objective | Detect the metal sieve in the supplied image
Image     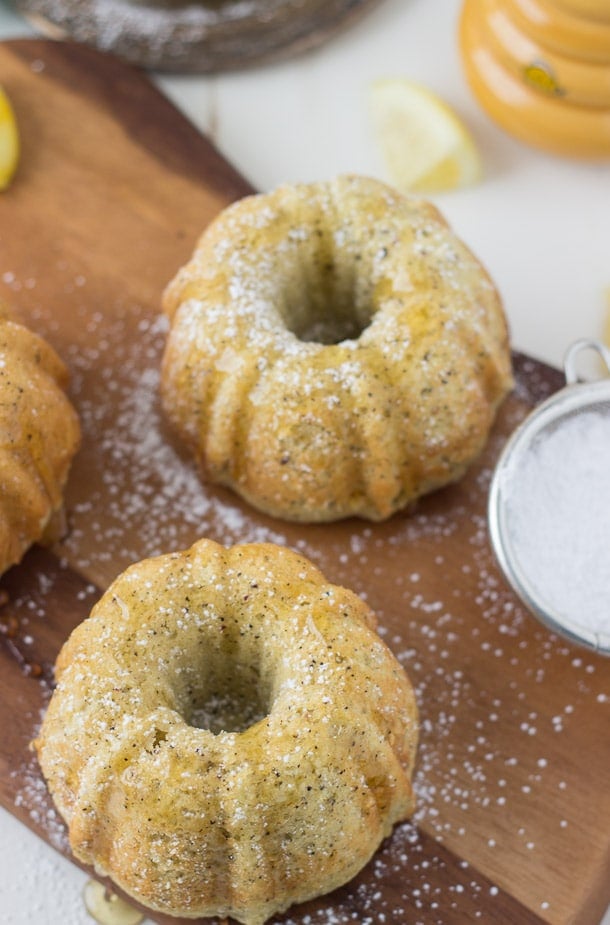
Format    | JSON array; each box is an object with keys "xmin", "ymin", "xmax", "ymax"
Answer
[{"xmin": 488, "ymin": 339, "xmax": 610, "ymax": 656}]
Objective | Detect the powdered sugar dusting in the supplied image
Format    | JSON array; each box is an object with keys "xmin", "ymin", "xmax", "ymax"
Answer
[
  {"xmin": 19, "ymin": 0, "xmax": 265, "ymax": 61},
  {"xmin": 501, "ymin": 406, "xmax": 610, "ymax": 636},
  {"xmin": 60, "ymin": 308, "xmax": 296, "ymax": 586},
  {"xmin": 12, "ymin": 749, "xmax": 69, "ymax": 854},
  {"xmin": 2, "ymin": 232, "xmax": 609, "ymax": 922}
]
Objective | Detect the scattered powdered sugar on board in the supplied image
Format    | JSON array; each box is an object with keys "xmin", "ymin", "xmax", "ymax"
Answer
[
  {"xmin": 60, "ymin": 307, "xmax": 299, "ymax": 583},
  {"xmin": 279, "ymin": 822, "xmax": 512, "ymax": 925},
  {"xmin": 52, "ymin": 292, "xmax": 610, "ymax": 916},
  {"xmin": 318, "ymin": 495, "xmax": 609, "ymax": 917},
  {"xmin": 12, "ymin": 747, "xmax": 69, "ymax": 855},
  {"xmin": 2, "ymin": 268, "xmax": 609, "ymax": 922}
]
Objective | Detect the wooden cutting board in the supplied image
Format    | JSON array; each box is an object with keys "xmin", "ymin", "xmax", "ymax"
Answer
[{"xmin": 0, "ymin": 38, "xmax": 609, "ymax": 925}]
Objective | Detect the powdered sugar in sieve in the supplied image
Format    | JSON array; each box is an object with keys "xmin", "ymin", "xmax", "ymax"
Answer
[{"xmin": 489, "ymin": 339, "xmax": 610, "ymax": 655}]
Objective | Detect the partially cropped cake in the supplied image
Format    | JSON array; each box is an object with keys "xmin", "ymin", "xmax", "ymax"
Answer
[
  {"xmin": 35, "ymin": 539, "xmax": 419, "ymax": 925},
  {"xmin": 0, "ymin": 304, "xmax": 80, "ymax": 574},
  {"xmin": 161, "ymin": 175, "xmax": 513, "ymax": 522}
]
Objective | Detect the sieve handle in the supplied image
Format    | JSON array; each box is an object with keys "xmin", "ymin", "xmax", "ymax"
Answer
[{"xmin": 564, "ymin": 338, "xmax": 610, "ymax": 385}]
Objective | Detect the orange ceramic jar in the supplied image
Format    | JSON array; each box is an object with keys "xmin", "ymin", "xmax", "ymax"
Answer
[{"xmin": 460, "ymin": 0, "xmax": 610, "ymax": 157}]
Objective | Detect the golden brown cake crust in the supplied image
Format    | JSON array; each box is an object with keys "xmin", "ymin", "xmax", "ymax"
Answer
[
  {"xmin": 161, "ymin": 175, "xmax": 513, "ymax": 522},
  {"xmin": 35, "ymin": 539, "xmax": 418, "ymax": 925},
  {"xmin": 0, "ymin": 305, "xmax": 80, "ymax": 574}
]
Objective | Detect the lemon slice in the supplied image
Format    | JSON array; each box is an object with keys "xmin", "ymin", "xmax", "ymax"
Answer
[
  {"xmin": 0, "ymin": 85, "xmax": 19, "ymax": 191},
  {"xmin": 369, "ymin": 78, "xmax": 481, "ymax": 193}
]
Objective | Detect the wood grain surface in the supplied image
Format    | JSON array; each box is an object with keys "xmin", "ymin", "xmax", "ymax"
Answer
[
  {"xmin": 14, "ymin": 0, "xmax": 384, "ymax": 72},
  {"xmin": 0, "ymin": 38, "xmax": 609, "ymax": 925}
]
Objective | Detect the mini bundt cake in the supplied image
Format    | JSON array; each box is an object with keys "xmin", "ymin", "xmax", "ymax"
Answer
[
  {"xmin": 161, "ymin": 174, "xmax": 513, "ymax": 522},
  {"xmin": 35, "ymin": 539, "xmax": 418, "ymax": 925},
  {"xmin": 0, "ymin": 304, "xmax": 80, "ymax": 574}
]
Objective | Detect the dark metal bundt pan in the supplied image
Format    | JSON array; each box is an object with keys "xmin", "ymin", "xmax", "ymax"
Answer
[{"xmin": 14, "ymin": 0, "xmax": 384, "ymax": 72}]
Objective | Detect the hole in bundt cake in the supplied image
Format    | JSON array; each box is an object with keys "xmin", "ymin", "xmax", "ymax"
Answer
[
  {"xmin": 174, "ymin": 602, "xmax": 275, "ymax": 736},
  {"xmin": 185, "ymin": 649, "xmax": 271, "ymax": 735},
  {"xmin": 189, "ymin": 687, "xmax": 267, "ymax": 735},
  {"xmin": 290, "ymin": 303, "xmax": 369, "ymax": 345},
  {"xmin": 278, "ymin": 230, "xmax": 376, "ymax": 345}
]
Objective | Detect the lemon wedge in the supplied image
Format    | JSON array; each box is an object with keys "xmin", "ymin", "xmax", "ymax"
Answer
[
  {"xmin": 0, "ymin": 85, "xmax": 19, "ymax": 191},
  {"xmin": 369, "ymin": 78, "xmax": 481, "ymax": 193}
]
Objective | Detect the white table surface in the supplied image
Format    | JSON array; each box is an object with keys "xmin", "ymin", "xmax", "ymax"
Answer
[{"xmin": 0, "ymin": 0, "xmax": 609, "ymax": 922}]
